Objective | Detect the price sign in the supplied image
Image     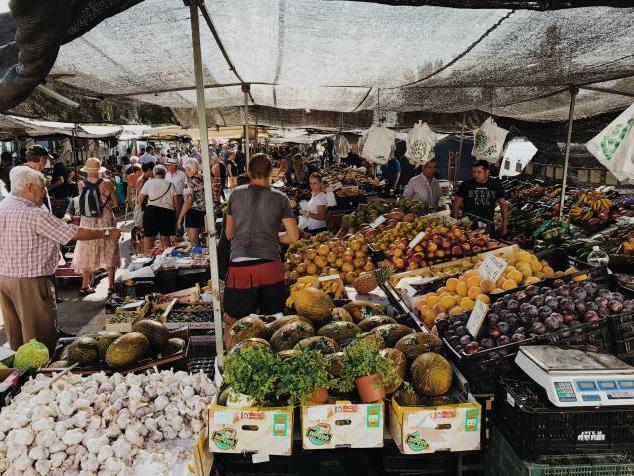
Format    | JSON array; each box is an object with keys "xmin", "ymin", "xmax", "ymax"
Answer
[
  {"xmin": 318, "ymin": 274, "xmax": 341, "ymax": 282},
  {"xmin": 408, "ymin": 231, "xmax": 427, "ymax": 249},
  {"xmin": 326, "ymin": 181, "xmax": 343, "ymax": 193},
  {"xmin": 369, "ymin": 215, "xmax": 387, "ymax": 229},
  {"xmin": 478, "ymin": 255, "xmax": 507, "ymax": 283},
  {"xmin": 466, "ymin": 299, "xmax": 489, "ymax": 338}
]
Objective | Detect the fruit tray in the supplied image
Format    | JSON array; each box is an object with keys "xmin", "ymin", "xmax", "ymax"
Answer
[
  {"xmin": 438, "ymin": 276, "xmax": 633, "ymax": 396},
  {"xmin": 493, "ymin": 376, "xmax": 634, "ymax": 461},
  {"xmin": 487, "ymin": 426, "xmax": 634, "ymax": 476}
]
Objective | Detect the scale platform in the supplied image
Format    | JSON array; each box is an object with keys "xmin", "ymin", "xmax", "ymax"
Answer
[{"xmin": 516, "ymin": 346, "xmax": 634, "ymax": 407}]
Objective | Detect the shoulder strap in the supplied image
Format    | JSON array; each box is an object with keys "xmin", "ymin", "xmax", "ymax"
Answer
[{"xmin": 149, "ymin": 182, "xmax": 172, "ymax": 202}]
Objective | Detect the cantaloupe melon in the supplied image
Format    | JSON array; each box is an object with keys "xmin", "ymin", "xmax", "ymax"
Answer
[
  {"xmin": 295, "ymin": 287, "xmax": 334, "ymax": 321},
  {"xmin": 411, "ymin": 352, "xmax": 453, "ymax": 397}
]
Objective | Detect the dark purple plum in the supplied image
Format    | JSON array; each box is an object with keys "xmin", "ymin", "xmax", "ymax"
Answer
[
  {"xmin": 480, "ymin": 338, "xmax": 495, "ymax": 349},
  {"xmin": 612, "ymin": 292, "xmax": 624, "ymax": 303},
  {"xmin": 530, "ymin": 295, "xmax": 545, "ymax": 308},
  {"xmin": 558, "ymin": 285, "xmax": 572, "ymax": 297},
  {"xmin": 506, "ymin": 300, "xmax": 520, "ymax": 312},
  {"xmin": 608, "ymin": 300, "xmax": 624, "ymax": 314},
  {"xmin": 569, "ymin": 319, "xmax": 581, "ymax": 327},
  {"xmin": 582, "ymin": 282, "xmax": 599, "ymax": 297},
  {"xmin": 515, "ymin": 327, "xmax": 527, "ymax": 335},
  {"xmin": 572, "ymin": 287, "xmax": 587, "ymax": 301},
  {"xmin": 562, "ymin": 312, "xmax": 576, "ymax": 325},
  {"xmin": 526, "ymin": 285, "xmax": 540, "ymax": 297},
  {"xmin": 497, "ymin": 321, "xmax": 511, "ymax": 335},
  {"xmin": 449, "ymin": 315, "xmax": 463, "ymax": 325},
  {"xmin": 502, "ymin": 294, "xmax": 514, "ymax": 304},
  {"xmin": 505, "ymin": 314, "xmax": 519, "ymax": 329},
  {"xmin": 575, "ymin": 301, "xmax": 587, "ymax": 314},
  {"xmin": 541, "ymin": 286, "xmax": 553, "ymax": 294},
  {"xmin": 520, "ymin": 302, "xmax": 533, "ymax": 314},
  {"xmin": 497, "ymin": 335, "xmax": 511, "ymax": 346},
  {"xmin": 464, "ymin": 342, "xmax": 480, "ymax": 354},
  {"xmin": 584, "ymin": 310, "xmax": 600, "ymax": 322},
  {"xmin": 545, "ymin": 296, "xmax": 559, "ymax": 310},
  {"xmin": 448, "ymin": 336, "xmax": 461, "ymax": 347},
  {"xmin": 511, "ymin": 333, "xmax": 527, "ymax": 343},
  {"xmin": 488, "ymin": 326, "xmax": 501, "ymax": 338},
  {"xmin": 531, "ymin": 322, "xmax": 547, "ymax": 335},
  {"xmin": 525, "ymin": 304, "xmax": 539, "ymax": 318},
  {"xmin": 594, "ymin": 296, "xmax": 609, "ymax": 308},
  {"xmin": 553, "ymin": 279, "xmax": 566, "ymax": 289},
  {"xmin": 515, "ymin": 291, "xmax": 528, "ymax": 303},
  {"xmin": 488, "ymin": 313, "xmax": 500, "ymax": 326},
  {"xmin": 544, "ymin": 315, "xmax": 561, "ymax": 331},
  {"xmin": 490, "ymin": 301, "xmax": 505, "ymax": 313},
  {"xmin": 560, "ymin": 299, "xmax": 575, "ymax": 313},
  {"xmin": 538, "ymin": 305, "xmax": 553, "ymax": 319},
  {"xmin": 460, "ymin": 335, "xmax": 473, "ymax": 346},
  {"xmin": 586, "ymin": 302, "xmax": 599, "ymax": 313},
  {"xmin": 518, "ymin": 314, "xmax": 531, "ymax": 326},
  {"xmin": 597, "ymin": 288, "xmax": 612, "ymax": 300},
  {"xmin": 455, "ymin": 326, "xmax": 467, "ymax": 337},
  {"xmin": 545, "ymin": 289, "xmax": 559, "ymax": 299},
  {"xmin": 499, "ymin": 309, "xmax": 510, "ymax": 319}
]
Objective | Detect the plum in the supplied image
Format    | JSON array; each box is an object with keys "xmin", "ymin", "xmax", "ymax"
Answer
[
  {"xmin": 480, "ymin": 338, "xmax": 495, "ymax": 349},
  {"xmin": 553, "ymin": 279, "xmax": 566, "ymax": 289},
  {"xmin": 455, "ymin": 326, "xmax": 468, "ymax": 337},
  {"xmin": 488, "ymin": 313, "xmax": 500, "ymax": 326},
  {"xmin": 525, "ymin": 304, "xmax": 539, "ymax": 318},
  {"xmin": 449, "ymin": 315, "xmax": 463, "ymax": 325},
  {"xmin": 538, "ymin": 305, "xmax": 553, "ymax": 319},
  {"xmin": 612, "ymin": 292, "xmax": 625, "ymax": 303},
  {"xmin": 597, "ymin": 288, "xmax": 613, "ymax": 300},
  {"xmin": 562, "ymin": 312, "xmax": 576, "ymax": 324},
  {"xmin": 594, "ymin": 296, "xmax": 609, "ymax": 308},
  {"xmin": 499, "ymin": 309, "xmax": 510, "ymax": 319},
  {"xmin": 569, "ymin": 319, "xmax": 581, "ymax": 327},
  {"xmin": 541, "ymin": 286, "xmax": 553, "ymax": 294},
  {"xmin": 584, "ymin": 310, "xmax": 600, "ymax": 322},
  {"xmin": 490, "ymin": 301, "xmax": 505, "ymax": 313},
  {"xmin": 530, "ymin": 295, "xmax": 546, "ymax": 308},
  {"xmin": 531, "ymin": 322, "xmax": 547, "ymax": 335},
  {"xmin": 586, "ymin": 302, "xmax": 599, "ymax": 312},
  {"xmin": 464, "ymin": 342, "xmax": 480, "ymax": 354},
  {"xmin": 545, "ymin": 296, "xmax": 559, "ymax": 311},
  {"xmin": 582, "ymin": 282, "xmax": 599, "ymax": 297},
  {"xmin": 560, "ymin": 299, "xmax": 575, "ymax": 313},
  {"xmin": 497, "ymin": 321, "xmax": 512, "ymax": 335},
  {"xmin": 515, "ymin": 326, "xmax": 527, "ymax": 335},
  {"xmin": 544, "ymin": 315, "xmax": 561, "ymax": 331},
  {"xmin": 502, "ymin": 294, "xmax": 514, "ymax": 304},
  {"xmin": 518, "ymin": 314, "xmax": 531, "ymax": 326},
  {"xmin": 608, "ymin": 300, "xmax": 624, "ymax": 314},
  {"xmin": 624, "ymin": 300, "xmax": 634, "ymax": 312},
  {"xmin": 460, "ymin": 335, "xmax": 473, "ymax": 346},
  {"xmin": 488, "ymin": 325, "xmax": 501, "ymax": 338},
  {"xmin": 558, "ymin": 284, "xmax": 572, "ymax": 297},
  {"xmin": 497, "ymin": 335, "xmax": 511, "ymax": 346},
  {"xmin": 515, "ymin": 291, "xmax": 528, "ymax": 303},
  {"xmin": 575, "ymin": 301, "xmax": 587, "ymax": 314},
  {"xmin": 526, "ymin": 285, "xmax": 541, "ymax": 297},
  {"xmin": 507, "ymin": 300, "xmax": 520, "ymax": 312},
  {"xmin": 572, "ymin": 287, "xmax": 587, "ymax": 301},
  {"xmin": 545, "ymin": 289, "xmax": 559, "ymax": 299},
  {"xmin": 520, "ymin": 302, "xmax": 533, "ymax": 314},
  {"xmin": 448, "ymin": 336, "xmax": 461, "ymax": 347},
  {"xmin": 511, "ymin": 333, "xmax": 527, "ymax": 343},
  {"xmin": 506, "ymin": 313, "xmax": 519, "ymax": 329}
]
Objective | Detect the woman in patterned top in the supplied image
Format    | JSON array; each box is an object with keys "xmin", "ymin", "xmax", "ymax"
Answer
[{"xmin": 177, "ymin": 158, "xmax": 206, "ymax": 247}]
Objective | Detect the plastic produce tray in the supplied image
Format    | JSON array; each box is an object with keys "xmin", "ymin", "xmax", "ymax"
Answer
[
  {"xmin": 493, "ymin": 377, "xmax": 634, "ymax": 461},
  {"xmin": 487, "ymin": 427, "xmax": 634, "ymax": 476},
  {"xmin": 186, "ymin": 334, "xmax": 217, "ymax": 379}
]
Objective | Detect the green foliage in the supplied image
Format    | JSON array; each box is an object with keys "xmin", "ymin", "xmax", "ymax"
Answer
[
  {"xmin": 335, "ymin": 338, "xmax": 399, "ymax": 393},
  {"xmin": 223, "ymin": 347, "xmax": 281, "ymax": 404},
  {"xmin": 277, "ymin": 350, "xmax": 331, "ymax": 405}
]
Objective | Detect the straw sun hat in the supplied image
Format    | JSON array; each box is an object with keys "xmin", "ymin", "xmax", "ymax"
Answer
[{"xmin": 80, "ymin": 157, "xmax": 107, "ymax": 174}]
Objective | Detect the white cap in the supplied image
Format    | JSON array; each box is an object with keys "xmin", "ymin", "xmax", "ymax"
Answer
[{"xmin": 592, "ymin": 246, "xmax": 600, "ymax": 251}]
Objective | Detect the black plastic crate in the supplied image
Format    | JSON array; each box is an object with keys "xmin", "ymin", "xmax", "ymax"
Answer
[
  {"xmin": 381, "ymin": 441, "xmax": 454, "ymax": 475},
  {"xmin": 493, "ymin": 376, "xmax": 634, "ymax": 461},
  {"xmin": 186, "ymin": 335, "xmax": 216, "ymax": 378},
  {"xmin": 608, "ymin": 311, "xmax": 634, "ymax": 363}
]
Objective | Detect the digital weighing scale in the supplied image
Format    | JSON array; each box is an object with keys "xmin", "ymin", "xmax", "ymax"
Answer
[{"xmin": 515, "ymin": 346, "xmax": 634, "ymax": 407}]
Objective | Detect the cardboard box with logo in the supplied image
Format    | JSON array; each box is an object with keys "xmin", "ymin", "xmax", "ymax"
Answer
[
  {"xmin": 301, "ymin": 401, "xmax": 384, "ymax": 449},
  {"xmin": 389, "ymin": 399, "xmax": 481, "ymax": 454},
  {"xmin": 208, "ymin": 403, "xmax": 293, "ymax": 455}
]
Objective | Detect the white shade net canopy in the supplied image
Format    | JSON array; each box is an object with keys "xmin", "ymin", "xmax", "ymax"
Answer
[{"xmin": 16, "ymin": 1, "xmax": 634, "ymax": 128}]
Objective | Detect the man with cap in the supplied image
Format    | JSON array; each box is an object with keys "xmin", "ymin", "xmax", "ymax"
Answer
[{"xmin": 24, "ymin": 145, "xmax": 53, "ymax": 211}]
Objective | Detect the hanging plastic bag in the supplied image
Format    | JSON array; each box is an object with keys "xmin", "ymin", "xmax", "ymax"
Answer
[
  {"xmin": 405, "ymin": 122, "xmax": 437, "ymax": 166},
  {"xmin": 586, "ymin": 102, "xmax": 634, "ymax": 182},
  {"xmin": 472, "ymin": 117, "xmax": 509, "ymax": 163},
  {"xmin": 361, "ymin": 125, "xmax": 395, "ymax": 165},
  {"xmin": 335, "ymin": 135, "xmax": 350, "ymax": 158}
]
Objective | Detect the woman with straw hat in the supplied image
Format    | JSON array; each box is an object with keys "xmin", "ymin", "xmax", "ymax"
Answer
[{"xmin": 71, "ymin": 158, "xmax": 121, "ymax": 295}]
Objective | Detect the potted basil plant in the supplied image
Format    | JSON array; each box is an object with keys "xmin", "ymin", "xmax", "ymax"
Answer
[
  {"xmin": 222, "ymin": 347, "xmax": 281, "ymax": 407},
  {"xmin": 336, "ymin": 338, "xmax": 399, "ymax": 403},
  {"xmin": 277, "ymin": 349, "xmax": 331, "ymax": 405}
]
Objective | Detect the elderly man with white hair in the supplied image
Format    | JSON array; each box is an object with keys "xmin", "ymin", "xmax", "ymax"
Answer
[
  {"xmin": 0, "ymin": 167, "xmax": 122, "ymax": 351},
  {"xmin": 176, "ymin": 158, "xmax": 206, "ymax": 247}
]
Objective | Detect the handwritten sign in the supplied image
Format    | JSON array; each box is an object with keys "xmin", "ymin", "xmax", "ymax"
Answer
[
  {"xmin": 408, "ymin": 231, "xmax": 427, "ymax": 249},
  {"xmin": 319, "ymin": 274, "xmax": 341, "ymax": 282},
  {"xmin": 369, "ymin": 215, "xmax": 387, "ymax": 229},
  {"xmin": 478, "ymin": 255, "xmax": 507, "ymax": 283},
  {"xmin": 466, "ymin": 299, "xmax": 489, "ymax": 338}
]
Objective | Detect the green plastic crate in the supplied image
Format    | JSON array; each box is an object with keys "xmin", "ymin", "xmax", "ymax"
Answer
[{"xmin": 487, "ymin": 429, "xmax": 634, "ymax": 476}]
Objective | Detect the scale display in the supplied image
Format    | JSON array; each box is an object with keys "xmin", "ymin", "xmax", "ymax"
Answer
[{"xmin": 515, "ymin": 346, "xmax": 634, "ymax": 407}]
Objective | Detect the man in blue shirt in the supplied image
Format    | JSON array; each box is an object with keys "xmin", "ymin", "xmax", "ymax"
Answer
[{"xmin": 383, "ymin": 156, "xmax": 401, "ymax": 191}]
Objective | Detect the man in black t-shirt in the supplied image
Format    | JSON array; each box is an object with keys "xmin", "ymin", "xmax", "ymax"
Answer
[{"xmin": 452, "ymin": 160, "xmax": 508, "ymax": 236}]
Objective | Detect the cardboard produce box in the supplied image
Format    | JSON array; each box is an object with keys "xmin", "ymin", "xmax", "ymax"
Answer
[
  {"xmin": 301, "ymin": 401, "xmax": 384, "ymax": 450},
  {"xmin": 208, "ymin": 403, "xmax": 293, "ymax": 456},
  {"xmin": 0, "ymin": 368, "xmax": 29, "ymax": 409},
  {"xmin": 389, "ymin": 398, "xmax": 481, "ymax": 454}
]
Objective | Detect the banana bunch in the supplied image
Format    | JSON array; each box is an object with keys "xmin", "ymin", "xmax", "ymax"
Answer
[
  {"xmin": 569, "ymin": 206, "xmax": 594, "ymax": 222},
  {"xmin": 577, "ymin": 191, "xmax": 612, "ymax": 211},
  {"xmin": 286, "ymin": 275, "xmax": 345, "ymax": 308},
  {"xmin": 318, "ymin": 276, "xmax": 346, "ymax": 299}
]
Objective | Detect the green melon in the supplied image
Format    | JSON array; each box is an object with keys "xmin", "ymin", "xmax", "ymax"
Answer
[
  {"xmin": 373, "ymin": 324, "xmax": 414, "ymax": 347},
  {"xmin": 395, "ymin": 332, "xmax": 443, "ymax": 364},
  {"xmin": 358, "ymin": 315, "xmax": 397, "ymax": 332},
  {"xmin": 270, "ymin": 320, "xmax": 315, "ymax": 351},
  {"xmin": 411, "ymin": 353, "xmax": 453, "ymax": 397},
  {"xmin": 65, "ymin": 337, "xmax": 100, "ymax": 366},
  {"xmin": 96, "ymin": 331, "xmax": 122, "ymax": 360},
  {"xmin": 132, "ymin": 319, "xmax": 170, "ymax": 353},
  {"xmin": 294, "ymin": 336, "xmax": 340, "ymax": 354},
  {"xmin": 163, "ymin": 337, "xmax": 186, "ymax": 356},
  {"xmin": 105, "ymin": 332, "xmax": 150, "ymax": 369},
  {"xmin": 228, "ymin": 316, "xmax": 267, "ymax": 350},
  {"xmin": 317, "ymin": 321, "xmax": 361, "ymax": 344}
]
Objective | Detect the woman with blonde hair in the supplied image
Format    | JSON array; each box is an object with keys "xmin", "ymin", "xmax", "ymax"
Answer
[
  {"xmin": 177, "ymin": 158, "xmax": 206, "ymax": 247},
  {"xmin": 72, "ymin": 158, "xmax": 121, "ymax": 295}
]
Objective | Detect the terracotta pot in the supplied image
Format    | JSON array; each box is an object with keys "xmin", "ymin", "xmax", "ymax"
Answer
[
  {"xmin": 355, "ymin": 373, "xmax": 385, "ymax": 403},
  {"xmin": 309, "ymin": 387, "xmax": 329, "ymax": 404}
]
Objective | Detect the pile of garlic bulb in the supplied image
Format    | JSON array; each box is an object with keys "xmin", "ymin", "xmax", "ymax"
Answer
[{"xmin": 0, "ymin": 369, "xmax": 217, "ymax": 476}]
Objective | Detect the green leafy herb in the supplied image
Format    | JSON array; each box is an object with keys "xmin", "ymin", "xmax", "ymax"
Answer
[
  {"xmin": 277, "ymin": 350, "xmax": 331, "ymax": 405},
  {"xmin": 222, "ymin": 347, "xmax": 281, "ymax": 404},
  {"xmin": 334, "ymin": 338, "xmax": 399, "ymax": 393}
]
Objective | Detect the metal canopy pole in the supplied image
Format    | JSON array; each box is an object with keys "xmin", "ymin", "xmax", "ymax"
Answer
[
  {"xmin": 189, "ymin": 0, "xmax": 225, "ymax": 364},
  {"xmin": 559, "ymin": 87, "xmax": 578, "ymax": 219},
  {"xmin": 242, "ymin": 84, "xmax": 250, "ymax": 167}
]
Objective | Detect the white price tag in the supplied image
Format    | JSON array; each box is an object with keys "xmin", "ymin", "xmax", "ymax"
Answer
[
  {"xmin": 402, "ymin": 283, "xmax": 417, "ymax": 297},
  {"xmin": 307, "ymin": 405, "xmax": 329, "ymax": 421},
  {"xmin": 478, "ymin": 255, "xmax": 507, "ymax": 282},
  {"xmin": 326, "ymin": 181, "xmax": 343, "ymax": 192},
  {"xmin": 213, "ymin": 411, "xmax": 234, "ymax": 425},
  {"xmin": 319, "ymin": 274, "xmax": 340, "ymax": 282},
  {"xmin": 408, "ymin": 231, "xmax": 427, "ymax": 249},
  {"xmin": 252, "ymin": 453, "xmax": 270, "ymax": 464},
  {"xmin": 466, "ymin": 299, "xmax": 488, "ymax": 338},
  {"xmin": 369, "ymin": 215, "xmax": 387, "ymax": 229}
]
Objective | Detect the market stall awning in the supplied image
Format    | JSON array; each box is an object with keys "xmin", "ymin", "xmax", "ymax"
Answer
[
  {"xmin": 1, "ymin": 1, "xmax": 633, "ymax": 129},
  {"xmin": 0, "ymin": 114, "xmax": 124, "ymax": 139},
  {"xmin": 140, "ymin": 124, "xmax": 264, "ymax": 141}
]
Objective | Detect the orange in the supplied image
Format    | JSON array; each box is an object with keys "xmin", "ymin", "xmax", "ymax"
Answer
[
  {"xmin": 456, "ymin": 281, "xmax": 468, "ymax": 297},
  {"xmin": 463, "ymin": 269, "xmax": 478, "ymax": 279},
  {"xmin": 475, "ymin": 294, "xmax": 490, "ymax": 304},
  {"xmin": 421, "ymin": 307, "xmax": 436, "ymax": 322},
  {"xmin": 446, "ymin": 277, "xmax": 459, "ymax": 291},
  {"xmin": 496, "ymin": 277, "xmax": 506, "ymax": 289},
  {"xmin": 466, "ymin": 275, "xmax": 481, "ymax": 289},
  {"xmin": 502, "ymin": 279, "xmax": 518, "ymax": 291},
  {"xmin": 467, "ymin": 286, "xmax": 483, "ymax": 299},
  {"xmin": 460, "ymin": 297, "xmax": 475, "ymax": 311},
  {"xmin": 439, "ymin": 294, "xmax": 455, "ymax": 310}
]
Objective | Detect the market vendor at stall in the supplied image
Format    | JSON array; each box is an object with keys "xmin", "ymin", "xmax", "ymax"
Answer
[
  {"xmin": 301, "ymin": 172, "xmax": 328, "ymax": 234},
  {"xmin": 0, "ymin": 166, "xmax": 121, "ymax": 352},
  {"xmin": 223, "ymin": 153, "xmax": 299, "ymax": 320},
  {"xmin": 402, "ymin": 158, "xmax": 441, "ymax": 209},
  {"xmin": 452, "ymin": 159, "xmax": 508, "ymax": 236}
]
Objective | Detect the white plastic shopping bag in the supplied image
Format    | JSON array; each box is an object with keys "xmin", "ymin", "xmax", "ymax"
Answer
[
  {"xmin": 361, "ymin": 125, "xmax": 395, "ymax": 164},
  {"xmin": 472, "ymin": 117, "xmax": 509, "ymax": 163},
  {"xmin": 586, "ymin": 102, "xmax": 634, "ymax": 182},
  {"xmin": 405, "ymin": 122, "xmax": 437, "ymax": 166}
]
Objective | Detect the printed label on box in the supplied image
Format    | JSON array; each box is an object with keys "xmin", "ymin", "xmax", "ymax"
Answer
[
  {"xmin": 366, "ymin": 405, "xmax": 381, "ymax": 428},
  {"xmin": 273, "ymin": 414, "xmax": 288, "ymax": 437},
  {"xmin": 211, "ymin": 427, "xmax": 238, "ymax": 451},
  {"xmin": 306, "ymin": 422, "xmax": 333, "ymax": 446}
]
